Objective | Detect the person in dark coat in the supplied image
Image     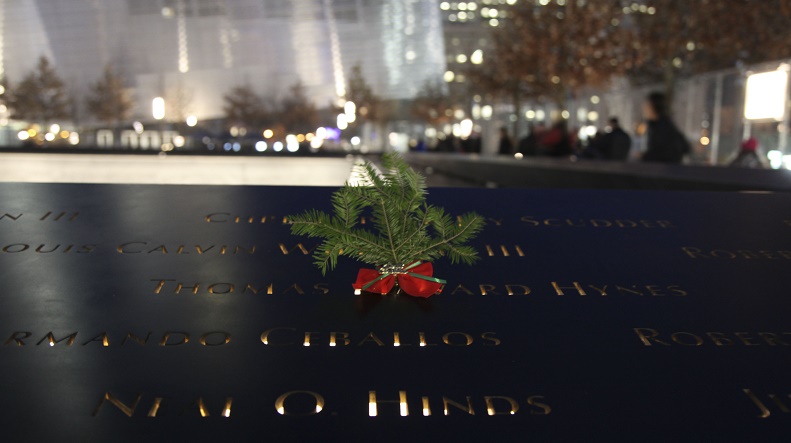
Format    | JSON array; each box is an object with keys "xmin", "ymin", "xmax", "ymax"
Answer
[
  {"xmin": 498, "ymin": 127, "xmax": 514, "ymax": 155},
  {"xmin": 517, "ymin": 123, "xmax": 546, "ymax": 157},
  {"xmin": 729, "ymin": 137, "xmax": 763, "ymax": 168},
  {"xmin": 641, "ymin": 92, "xmax": 690, "ymax": 164},
  {"xmin": 541, "ymin": 120, "xmax": 573, "ymax": 157},
  {"xmin": 599, "ymin": 117, "xmax": 632, "ymax": 160}
]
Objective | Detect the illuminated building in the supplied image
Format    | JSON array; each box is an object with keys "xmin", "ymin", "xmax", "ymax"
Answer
[
  {"xmin": 438, "ymin": 1, "xmax": 498, "ymax": 92},
  {"xmin": 2, "ymin": 0, "xmax": 445, "ymax": 122}
]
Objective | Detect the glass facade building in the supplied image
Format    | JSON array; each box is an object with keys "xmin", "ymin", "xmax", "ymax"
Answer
[{"xmin": 1, "ymin": 0, "xmax": 445, "ymax": 122}]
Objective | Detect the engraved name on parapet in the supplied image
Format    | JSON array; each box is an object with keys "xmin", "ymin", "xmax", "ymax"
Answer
[{"xmin": 0, "ymin": 212, "xmax": 80, "ymax": 222}]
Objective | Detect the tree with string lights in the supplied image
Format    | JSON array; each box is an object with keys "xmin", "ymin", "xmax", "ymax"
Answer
[
  {"xmin": 628, "ymin": 0, "xmax": 791, "ymax": 102},
  {"xmin": 479, "ymin": 0, "xmax": 791, "ymax": 109},
  {"xmin": 472, "ymin": 0, "xmax": 634, "ymax": 108},
  {"xmin": 410, "ymin": 79, "xmax": 458, "ymax": 128}
]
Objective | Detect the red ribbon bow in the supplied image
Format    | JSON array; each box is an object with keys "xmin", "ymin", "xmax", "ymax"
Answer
[{"xmin": 352, "ymin": 261, "xmax": 445, "ymax": 298}]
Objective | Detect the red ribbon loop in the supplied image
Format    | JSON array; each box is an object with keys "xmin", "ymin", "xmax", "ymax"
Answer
[{"xmin": 353, "ymin": 262, "xmax": 443, "ymax": 298}]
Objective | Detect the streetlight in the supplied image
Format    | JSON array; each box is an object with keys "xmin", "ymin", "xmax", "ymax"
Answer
[
  {"xmin": 744, "ymin": 67, "xmax": 790, "ymax": 165},
  {"xmin": 152, "ymin": 97, "xmax": 165, "ymax": 148},
  {"xmin": 152, "ymin": 97, "xmax": 166, "ymax": 120}
]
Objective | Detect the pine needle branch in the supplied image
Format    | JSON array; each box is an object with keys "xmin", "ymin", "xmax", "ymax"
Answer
[{"xmin": 288, "ymin": 153, "xmax": 485, "ymax": 273}]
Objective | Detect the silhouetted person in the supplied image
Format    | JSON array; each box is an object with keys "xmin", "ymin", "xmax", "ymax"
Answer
[
  {"xmin": 642, "ymin": 92, "xmax": 690, "ymax": 164},
  {"xmin": 599, "ymin": 117, "xmax": 632, "ymax": 160},
  {"xmin": 729, "ymin": 137, "xmax": 763, "ymax": 168},
  {"xmin": 541, "ymin": 120, "xmax": 572, "ymax": 157},
  {"xmin": 518, "ymin": 123, "xmax": 546, "ymax": 157},
  {"xmin": 498, "ymin": 127, "xmax": 514, "ymax": 155},
  {"xmin": 581, "ymin": 130, "xmax": 605, "ymax": 159}
]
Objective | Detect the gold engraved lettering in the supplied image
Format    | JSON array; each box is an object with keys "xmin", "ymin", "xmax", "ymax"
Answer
[
  {"xmin": 505, "ymin": 284, "xmax": 531, "ymax": 296},
  {"xmin": 668, "ymin": 285, "xmax": 688, "ymax": 296},
  {"xmin": 4, "ymin": 331, "xmax": 32, "ymax": 346},
  {"xmin": 418, "ymin": 332, "xmax": 437, "ymax": 347},
  {"xmin": 260, "ymin": 328, "xmax": 296, "ymax": 346},
  {"xmin": 148, "ymin": 245, "xmax": 168, "ymax": 254},
  {"xmin": 159, "ymin": 332, "xmax": 189, "ymax": 346},
  {"xmin": 634, "ymin": 328, "xmax": 671, "ymax": 346},
  {"xmin": 117, "ymin": 242, "xmax": 145, "ymax": 253},
  {"xmin": 82, "ymin": 332, "xmax": 110, "ymax": 347},
  {"xmin": 450, "ymin": 284, "xmax": 474, "ymax": 295},
  {"xmin": 196, "ymin": 245, "xmax": 215, "ymax": 254},
  {"xmin": 234, "ymin": 245, "xmax": 256, "ymax": 254},
  {"xmin": 199, "ymin": 331, "xmax": 231, "ymax": 346},
  {"xmin": 184, "ymin": 398, "xmax": 211, "ymax": 417},
  {"xmin": 681, "ymin": 246, "xmax": 706, "ymax": 258},
  {"xmin": 479, "ymin": 284, "xmax": 499, "ymax": 296},
  {"xmin": 242, "ymin": 283, "xmax": 264, "ymax": 295},
  {"xmin": 358, "ymin": 332, "xmax": 385, "ymax": 346},
  {"xmin": 205, "ymin": 212, "xmax": 230, "ymax": 222},
  {"xmin": 759, "ymin": 333, "xmax": 789, "ymax": 346},
  {"xmin": 279, "ymin": 243, "xmax": 315, "ymax": 255},
  {"xmin": 422, "ymin": 396, "xmax": 431, "ymax": 416},
  {"xmin": 485, "ymin": 396, "xmax": 520, "ymax": 415},
  {"xmin": 175, "ymin": 283, "xmax": 200, "ymax": 295},
  {"xmin": 442, "ymin": 396, "xmax": 475, "ymax": 416},
  {"xmin": 121, "ymin": 332, "xmax": 152, "ymax": 346},
  {"xmin": 208, "ymin": 283, "xmax": 234, "ymax": 294},
  {"xmin": 615, "ymin": 285, "xmax": 644, "ymax": 296},
  {"xmin": 552, "ymin": 282, "xmax": 587, "ymax": 296},
  {"xmin": 275, "ymin": 391, "xmax": 325, "ymax": 416},
  {"xmin": 368, "ymin": 390, "xmax": 408, "ymax": 417},
  {"xmin": 770, "ymin": 395, "xmax": 791, "ymax": 413},
  {"xmin": 527, "ymin": 396, "xmax": 552, "ymax": 415},
  {"xmin": 329, "ymin": 332, "xmax": 350, "ymax": 347},
  {"xmin": 147, "ymin": 397, "xmax": 163, "ymax": 417},
  {"xmin": 481, "ymin": 332, "xmax": 501, "ymax": 346},
  {"xmin": 705, "ymin": 332, "xmax": 734, "ymax": 346},
  {"xmin": 442, "ymin": 332, "xmax": 474, "ymax": 346},
  {"xmin": 151, "ymin": 279, "xmax": 174, "ymax": 294},
  {"xmin": 743, "ymin": 389, "xmax": 772, "ymax": 418},
  {"xmin": 282, "ymin": 284, "xmax": 305, "ymax": 295},
  {"xmin": 3, "ymin": 244, "xmax": 29, "ymax": 253},
  {"xmin": 671, "ymin": 332, "xmax": 703, "ymax": 346},
  {"xmin": 735, "ymin": 332, "xmax": 759, "ymax": 346},
  {"xmin": 92, "ymin": 392, "xmax": 142, "ymax": 417},
  {"xmin": 37, "ymin": 331, "xmax": 77, "ymax": 347}
]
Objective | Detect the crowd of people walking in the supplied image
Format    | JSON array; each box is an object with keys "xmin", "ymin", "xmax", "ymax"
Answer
[{"xmin": 497, "ymin": 92, "xmax": 763, "ymax": 168}]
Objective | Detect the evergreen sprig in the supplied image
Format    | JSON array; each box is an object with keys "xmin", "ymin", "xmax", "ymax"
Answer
[{"xmin": 288, "ymin": 153, "xmax": 485, "ymax": 275}]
